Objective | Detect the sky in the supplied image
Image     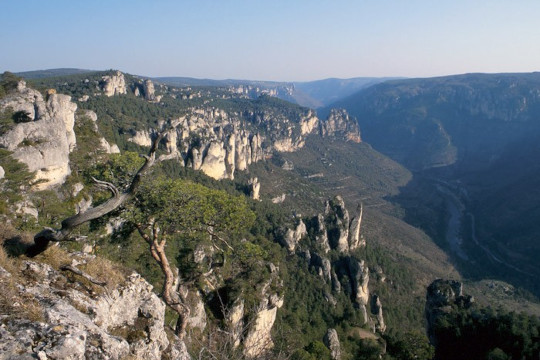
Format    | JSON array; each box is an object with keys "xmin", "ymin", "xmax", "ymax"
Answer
[{"xmin": 1, "ymin": 0, "xmax": 540, "ymax": 82}]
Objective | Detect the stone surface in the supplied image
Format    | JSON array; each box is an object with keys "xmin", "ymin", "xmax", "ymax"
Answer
[
  {"xmin": 0, "ymin": 81, "xmax": 77, "ymax": 189},
  {"xmin": 281, "ymin": 219, "xmax": 307, "ymax": 253},
  {"xmin": 321, "ymin": 108, "xmax": 361, "ymax": 143},
  {"xmin": 348, "ymin": 203, "xmax": 365, "ymax": 250},
  {"xmin": 101, "ymin": 71, "xmax": 127, "ymax": 97},
  {"xmin": 199, "ymin": 142, "xmax": 228, "ymax": 180},
  {"xmin": 128, "ymin": 129, "xmax": 153, "ymax": 147},
  {"xmin": 371, "ymin": 295, "xmax": 386, "ymax": 333},
  {"xmin": 0, "ymin": 165, "xmax": 4, "ymax": 179},
  {"xmin": 324, "ymin": 328, "xmax": 342, "ymax": 360},
  {"xmin": 311, "ymin": 252, "xmax": 332, "ymax": 284},
  {"xmin": 248, "ymin": 177, "xmax": 260, "ymax": 200},
  {"xmin": 348, "ymin": 258, "xmax": 370, "ymax": 307},
  {"xmin": 243, "ymin": 291, "xmax": 284, "ymax": 358},
  {"xmin": 0, "ymin": 258, "xmax": 174, "ymax": 360},
  {"xmin": 325, "ymin": 196, "xmax": 350, "ymax": 253},
  {"xmin": 143, "ymin": 79, "xmax": 156, "ymax": 101}
]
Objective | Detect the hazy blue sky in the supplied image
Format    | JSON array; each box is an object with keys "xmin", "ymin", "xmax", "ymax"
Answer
[{"xmin": 1, "ymin": 0, "xmax": 539, "ymax": 81}]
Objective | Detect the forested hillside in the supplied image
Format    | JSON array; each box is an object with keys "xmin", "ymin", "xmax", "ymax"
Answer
[{"xmin": 1, "ymin": 70, "xmax": 538, "ymax": 359}]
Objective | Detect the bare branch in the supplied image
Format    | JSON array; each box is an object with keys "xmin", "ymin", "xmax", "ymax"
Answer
[
  {"xmin": 60, "ymin": 264, "xmax": 107, "ymax": 286},
  {"xmin": 91, "ymin": 176, "xmax": 119, "ymax": 197},
  {"xmin": 28, "ymin": 127, "xmax": 170, "ymax": 257}
]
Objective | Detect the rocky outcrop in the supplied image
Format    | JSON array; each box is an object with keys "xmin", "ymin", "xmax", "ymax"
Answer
[
  {"xmin": 0, "ymin": 80, "xmax": 77, "ymax": 189},
  {"xmin": 143, "ymin": 79, "xmax": 156, "ymax": 101},
  {"xmin": 315, "ymin": 214, "xmax": 331, "ymax": 253},
  {"xmin": 311, "ymin": 252, "xmax": 332, "ymax": 284},
  {"xmin": 348, "ymin": 204, "xmax": 365, "ymax": 250},
  {"xmin": 371, "ymin": 295, "xmax": 386, "ymax": 333},
  {"xmin": 199, "ymin": 142, "xmax": 228, "ymax": 180},
  {"xmin": 248, "ymin": 177, "xmax": 261, "ymax": 200},
  {"xmin": 425, "ymin": 279, "xmax": 474, "ymax": 345},
  {"xmin": 227, "ymin": 299, "xmax": 245, "ymax": 348},
  {"xmin": 243, "ymin": 292, "xmax": 284, "ymax": 358},
  {"xmin": 326, "ymin": 196, "xmax": 350, "ymax": 253},
  {"xmin": 321, "ymin": 109, "xmax": 361, "ymax": 143},
  {"xmin": 100, "ymin": 71, "xmax": 127, "ymax": 97},
  {"xmin": 324, "ymin": 328, "xmax": 341, "ymax": 360},
  {"xmin": 0, "ymin": 165, "xmax": 4, "ymax": 179},
  {"xmin": 281, "ymin": 219, "xmax": 307, "ymax": 253},
  {"xmin": 348, "ymin": 258, "xmax": 370, "ymax": 308},
  {"xmin": 0, "ymin": 258, "xmax": 178, "ymax": 360},
  {"xmin": 128, "ymin": 129, "xmax": 153, "ymax": 147},
  {"xmin": 310, "ymin": 197, "xmax": 365, "ymax": 254}
]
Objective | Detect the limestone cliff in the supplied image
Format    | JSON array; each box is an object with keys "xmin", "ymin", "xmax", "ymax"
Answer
[
  {"xmin": 281, "ymin": 218, "xmax": 307, "ymax": 253},
  {"xmin": 100, "ymin": 71, "xmax": 127, "ymax": 97},
  {"xmin": 321, "ymin": 108, "xmax": 361, "ymax": 143},
  {"xmin": 0, "ymin": 80, "xmax": 77, "ymax": 189},
  {"xmin": 325, "ymin": 196, "xmax": 350, "ymax": 253}
]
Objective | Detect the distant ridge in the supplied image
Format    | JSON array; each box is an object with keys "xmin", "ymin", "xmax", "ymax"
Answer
[
  {"xmin": 156, "ymin": 76, "xmax": 399, "ymax": 108},
  {"xmin": 15, "ymin": 68, "xmax": 98, "ymax": 79},
  {"xmin": 11, "ymin": 68, "xmax": 397, "ymax": 108}
]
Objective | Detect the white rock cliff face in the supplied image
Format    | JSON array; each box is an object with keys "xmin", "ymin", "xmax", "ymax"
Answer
[
  {"xmin": 101, "ymin": 71, "xmax": 127, "ymax": 97},
  {"xmin": 0, "ymin": 81, "xmax": 77, "ymax": 189},
  {"xmin": 243, "ymin": 291, "xmax": 284, "ymax": 358},
  {"xmin": 321, "ymin": 109, "xmax": 361, "ymax": 143},
  {"xmin": 281, "ymin": 219, "xmax": 307, "ymax": 253}
]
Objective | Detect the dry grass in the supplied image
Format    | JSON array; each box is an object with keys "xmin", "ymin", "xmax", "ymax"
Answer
[
  {"xmin": 0, "ymin": 229, "xmax": 44, "ymax": 323},
  {"xmin": 33, "ymin": 244, "xmax": 73, "ymax": 270},
  {"xmin": 80, "ymin": 256, "xmax": 130, "ymax": 292}
]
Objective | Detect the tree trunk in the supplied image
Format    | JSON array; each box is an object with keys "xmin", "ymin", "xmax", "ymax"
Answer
[{"xmin": 28, "ymin": 130, "xmax": 165, "ymax": 257}]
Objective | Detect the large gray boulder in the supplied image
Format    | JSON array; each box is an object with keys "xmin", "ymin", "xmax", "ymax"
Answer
[{"xmin": 0, "ymin": 81, "xmax": 77, "ymax": 189}]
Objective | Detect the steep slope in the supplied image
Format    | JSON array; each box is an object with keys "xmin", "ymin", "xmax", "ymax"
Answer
[{"xmin": 332, "ymin": 72, "xmax": 540, "ymax": 296}]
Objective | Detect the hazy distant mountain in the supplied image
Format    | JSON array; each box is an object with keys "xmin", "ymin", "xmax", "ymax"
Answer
[
  {"xmin": 332, "ymin": 72, "xmax": 540, "ymax": 295},
  {"xmin": 155, "ymin": 76, "xmax": 397, "ymax": 108},
  {"xmin": 15, "ymin": 68, "xmax": 97, "ymax": 79},
  {"xmin": 293, "ymin": 77, "xmax": 400, "ymax": 108},
  {"xmin": 13, "ymin": 69, "xmax": 393, "ymax": 109}
]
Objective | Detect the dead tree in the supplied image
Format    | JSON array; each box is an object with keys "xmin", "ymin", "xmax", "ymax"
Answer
[{"xmin": 28, "ymin": 130, "xmax": 166, "ymax": 257}]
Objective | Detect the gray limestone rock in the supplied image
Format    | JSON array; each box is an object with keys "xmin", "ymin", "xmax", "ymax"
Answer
[
  {"xmin": 100, "ymin": 71, "xmax": 127, "ymax": 97},
  {"xmin": 347, "ymin": 258, "xmax": 370, "ymax": 307},
  {"xmin": 143, "ymin": 79, "xmax": 156, "ymax": 101},
  {"xmin": 281, "ymin": 219, "xmax": 307, "ymax": 253},
  {"xmin": 321, "ymin": 108, "xmax": 361, "ymax": 143},
  {"xmin": 324, "ymin": 328, "xmax": 342, "ymax": 360},
  {"xmin": 0, "ymin": 81, "xmax": 77, "ymax": 189},
  {"xmin": 1, "ymin": 259, "xmax": 172, "ymax": 360},
  {"xmin": 325, "ymin": 196, "xmax": 350, "ymax": 253},
  {"xmin": 371, "ymin": 295, "xmax": 386, "ymax": 333},
  {"xmin": 348, "ymin": 203, "xmax": 365, "ymax": 250},
  {"xmin": 248, "ymin": 177, "xmax": 261, "ymax": 200}
]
